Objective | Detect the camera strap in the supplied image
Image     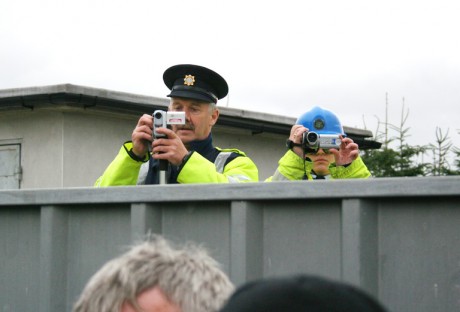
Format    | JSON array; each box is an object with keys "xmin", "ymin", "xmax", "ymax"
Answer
[{"xmin": 286, "ymin": 139, "xmax": 302, "ymax": 150}]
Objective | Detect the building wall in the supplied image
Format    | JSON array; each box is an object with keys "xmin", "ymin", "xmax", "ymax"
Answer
[
  {"xmin": 0, "ymin": 106, "xmax": 286, "ymax": 189},
  {"xmin": 0, "ymin": 109, "xmax": 64, "ymax": 188}
]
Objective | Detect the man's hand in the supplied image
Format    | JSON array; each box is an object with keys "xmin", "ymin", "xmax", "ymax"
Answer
[
  {"xmin": 152, "ymin": 127, "xmax": 189, "ymax": 166},
  {"xmin": 290, "ymin": 125, "xmax": 309, "ymax": 158},
  {"xmin": 132, "ymin": 114, "xmax": 153, "ymax": 158},
  {"xmin": 329, "ymin": 136, "xmax": 359, "ymax": 166}
]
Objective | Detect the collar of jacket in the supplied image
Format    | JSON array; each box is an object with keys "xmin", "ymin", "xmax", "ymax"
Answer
[
  {"xmin": 311, "ymin": 170, "xmax": 331, "ymax": 180},
  {"xmin": 188, "ymin": 133, "xmax": 214, "ymax": 156}
]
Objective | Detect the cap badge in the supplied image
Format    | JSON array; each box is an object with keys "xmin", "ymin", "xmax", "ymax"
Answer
[
  {"xmin": 313, "ymin": 118, "xmax": 325, "ymax": 130},
  {"xmin": 184, "ymin": 74, "xmax": 195, "ymax": 86}
]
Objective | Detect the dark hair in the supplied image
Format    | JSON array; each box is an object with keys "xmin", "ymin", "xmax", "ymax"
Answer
[{"xmin": 219, "ymin": 275, "xmax": 388, "ymax": 312}]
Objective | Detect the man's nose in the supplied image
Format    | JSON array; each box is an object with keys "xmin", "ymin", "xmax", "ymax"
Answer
[{"xmin": 183, "ymin": 109, "xmax": 192, "ymax": 121}]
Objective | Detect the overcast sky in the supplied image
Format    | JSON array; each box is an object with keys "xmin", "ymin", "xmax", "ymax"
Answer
[{"xmin": 1, "ymin": 0, "xmax": 459, "ymax": 161}]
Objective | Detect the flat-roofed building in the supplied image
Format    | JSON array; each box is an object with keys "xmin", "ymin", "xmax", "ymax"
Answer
[{"xmin": 0, "ymin": 84, "xmax": 380, "ymax": 189}]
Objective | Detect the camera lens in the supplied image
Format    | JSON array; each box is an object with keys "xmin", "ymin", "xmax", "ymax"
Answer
[
  {"xmin": 306, "ymin": 132, "xmax": 318, "ymax": 144},
  {"xmin": 154, "ymin": 112, "xmax": 163, "ymax": 119}
]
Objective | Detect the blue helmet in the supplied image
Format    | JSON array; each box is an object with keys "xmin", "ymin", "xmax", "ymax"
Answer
[{"xmin": 296, "ymin": 106, "xmax": 345, "ymax": 135}]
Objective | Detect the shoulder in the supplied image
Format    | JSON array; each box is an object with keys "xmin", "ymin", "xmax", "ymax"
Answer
[{"xmin": 215, "ymin": 147, "xmax": 248, "ymax": 157}]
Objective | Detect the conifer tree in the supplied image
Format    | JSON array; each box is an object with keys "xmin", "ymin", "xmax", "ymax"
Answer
[
  {"xmin": 428, "ymin": 127, "xmax": 455, "ymax": 175},
  {"xmin": 361, "ymin": 95, "xmax": 429, "ymax": 177}
]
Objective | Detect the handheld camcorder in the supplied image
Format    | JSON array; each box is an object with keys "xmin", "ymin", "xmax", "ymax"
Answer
[
  {"xmin": 301, "ymin": 131, "xmax": 341, "ymax": 152},
  {"xmin": 152, "ymin": 110, "xmax": 186, "ymax": 139}
]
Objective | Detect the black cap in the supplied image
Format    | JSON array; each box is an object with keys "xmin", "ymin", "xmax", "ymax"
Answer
[
  {"xmin": 219, "ymin": 275, "xmax": 388, "ymax": 312},
  {"xmin": 163, "ymin": 64, "xmax": 228, "ymax": 104}
]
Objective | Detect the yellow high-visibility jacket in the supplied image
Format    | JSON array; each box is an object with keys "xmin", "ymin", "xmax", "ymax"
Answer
[
  {"xmin": 95, "ymin": 140, "xmax": 259, "ymax": 186},
  {"xmin": 266, "ymin": 150, "xmax": 371, "ymax": 181}
]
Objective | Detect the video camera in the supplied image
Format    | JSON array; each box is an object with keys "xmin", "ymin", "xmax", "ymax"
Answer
[
  {"xmin": 301, "ymin": 131, "xmax": 341, "ymax": 152},
  {"xmin": 152, "ymin": 110, "xmax": 186, "ymax": 139}
]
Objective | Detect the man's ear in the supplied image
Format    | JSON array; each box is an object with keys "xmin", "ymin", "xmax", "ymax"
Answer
[{"xmin": 210, "ymin": 108, "xmax": 219, "ymax": 126}]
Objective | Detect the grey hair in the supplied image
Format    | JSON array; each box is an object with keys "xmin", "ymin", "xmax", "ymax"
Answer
[
  {"xmin": 72, "ymin": 235, "xmax": 234, "ymax": 312},
  {"xmin": 208, "ymin": 102, "xmax": 217, "ymax": 113}
]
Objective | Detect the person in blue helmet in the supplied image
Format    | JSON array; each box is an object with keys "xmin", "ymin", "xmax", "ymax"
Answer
[{"xmin": 266, "ymin": 106, "xmax": 371, "ymax": 181}]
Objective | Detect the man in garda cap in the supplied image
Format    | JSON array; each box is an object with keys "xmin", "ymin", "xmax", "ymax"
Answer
[
  {"xmin": 266, "ymin": 106, "xmax": 371, "ymax": 181},
  {"xmin": 219, "ymin": 274, "xmax": 389, "ymax": 312},
  {"xmin": 95, "ymin": 64, "xmax": 258, "ymax": 186}
]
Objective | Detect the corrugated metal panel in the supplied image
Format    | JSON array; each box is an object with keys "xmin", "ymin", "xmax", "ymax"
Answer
[{"xmin": 1, "ymin": 177, "xmax": 459, "ymax": 312}]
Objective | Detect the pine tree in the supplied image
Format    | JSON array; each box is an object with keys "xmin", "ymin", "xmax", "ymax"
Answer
[
  {"xmin": 452, "ymin": 147, "xmax": 460, "ymax": 174},
  {"xmin": 453, "ymin": 128, "xmax": 460, "ymax": 174},
  {"xmin": 389, "ymin": 99, "xmax": 428, "ymax": 176},
  {"xmin": 361, "ymin": 95, "xmax": 429, "ymax": 177},
  {"xmin": 428, "ymin": 127, "xmax": 454, "ymax": 175}
]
